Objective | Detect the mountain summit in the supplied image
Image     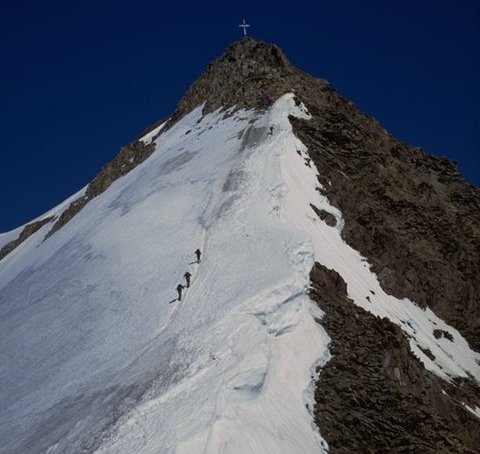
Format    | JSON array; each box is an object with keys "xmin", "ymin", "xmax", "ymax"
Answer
[
  {"xmin": 169, "ymin": 37, "xmax": 297, "ymax": 121},
  {"xmin": 1, "ymin": 39, "xmax": 479, "ymax": 453}
]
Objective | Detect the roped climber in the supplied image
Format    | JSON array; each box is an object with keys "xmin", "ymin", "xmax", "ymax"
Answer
[
  {"xmin": 176, "ymin": 284, "xmax": 184, "ymax": 301},
  {"xmin": 184, "ymin": 271, "xmax": 192, "ymax": 288}
]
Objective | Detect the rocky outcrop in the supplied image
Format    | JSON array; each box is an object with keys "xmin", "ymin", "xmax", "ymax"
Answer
[
  {"xmin": 0, "ymin": 217, "xmax": 53, "ymax": 260},
  {"xmin": 45, "ymin": 139, "xmax": 155, "ymax": 239},
  {"xmin": 164, "ymin": 37, "xmax": 329, "ymax": 128},
  {"xmin": 310, "ymin": 263, "xmax": 480, "ymax": 453},
  {"xmin": 291, "ymin": 101, "xmax": 480, "ymax": 352},
  {"xmin": 1, "ymin": 137, "xmax": 156, "ymax": 258},
  {"xmin": 310, "ymin": 204, "xmax": 337, "ymax": 227}
]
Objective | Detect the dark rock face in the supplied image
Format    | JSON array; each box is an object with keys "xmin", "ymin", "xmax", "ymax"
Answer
[
  {"xmin": 0, "ymin": 217, "xmax": 53, "ymax": 260},
  {"xmin": 310, "ymin": 263, "xmax": 480, "ymax": 453},
  {"xmin": 292, "ymin": 106, "xmax": 480, "ymax": 353}
]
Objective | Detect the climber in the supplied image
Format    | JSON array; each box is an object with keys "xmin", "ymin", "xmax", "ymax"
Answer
[
  {"xmin": 176, "ymin": 284, "xmax": 184, "ymax": 301},
  {"xmin": 184, "ymin": 271, "xmax": 192, "ymax": 288},
  {"xmin": 268, "ymin": 126, "xmax": 274, "ymax": 136},
  {"xmin": 195, "ymin": 248, "xmax": 202, "ymax": 263}
]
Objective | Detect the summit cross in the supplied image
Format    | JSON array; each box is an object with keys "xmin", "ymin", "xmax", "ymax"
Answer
[{"xmin": 239, "ymin": 19, "xmax": 250, "ymax": 37}]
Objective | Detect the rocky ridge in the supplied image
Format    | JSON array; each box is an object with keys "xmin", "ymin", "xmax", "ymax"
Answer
[
  {"xmin": 291, "ymin": 109, "xmax": 480, "ymax": 353},
  {"xmin": 168, "ymin": 37, "xmax": 480, "ymax": 450},
  {"xmin": 310, "ymin": 263, "xmax": 479, "ymax": 453},
  {"xmin": 45, "ymin": 140, "xmax": 155, "ymax": 239},
  {"xmin": 0, "ymin": 140, "xmax": 155, "ymax": 257},
  {"xmin": 0, "ymin": 217, "xmax": 53, "ymax": 260}
]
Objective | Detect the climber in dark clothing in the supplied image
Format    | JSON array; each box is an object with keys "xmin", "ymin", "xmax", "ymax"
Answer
[
  {"xmin": 195, "ymin": 248, "xmax": 202, "ymax": 263},
  {"xmin": 184, "ymin": 271, "xmax": 192, "ymax": 288},
  {"xmin": 268, "ymin": 126, "xmax": 274, "ymax": 135},
  {"xmin": 176, "ymin": 284, "xmax": 184, "ymax": 301}
]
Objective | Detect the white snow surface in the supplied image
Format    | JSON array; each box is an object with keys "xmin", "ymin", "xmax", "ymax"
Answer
[
  {"xmin": 1, "ymin": 95, "xmax": 330, "ymax": 454},
  {"xmin": 1, "ymin": 93, "xmax": 479, "ymax": 454},
  {"xmin": 464, "ymin": 404, "xmax": 480, "ymax": 420},
  {"xmin": 139, "ymin": 121, "xmax": 168, "ymax": 145}
]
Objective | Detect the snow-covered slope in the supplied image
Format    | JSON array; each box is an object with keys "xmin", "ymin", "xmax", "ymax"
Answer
[
  {"xmin": 1, "ymin": 95, "xmax": 329, "ymax": 453},
  {"xmin": 1, "ymin": 94, "xmax": 479, "ymax": 454}
]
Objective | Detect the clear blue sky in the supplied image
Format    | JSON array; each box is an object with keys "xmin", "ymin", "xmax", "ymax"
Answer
[{"xmin": 1, "ymin": 0, "xmax": 479, "ymax": 232}]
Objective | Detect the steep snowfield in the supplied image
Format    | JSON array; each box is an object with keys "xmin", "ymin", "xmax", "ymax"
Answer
[
  {"xmin": 0, "ymin": 95, "xmax": 330, "ymax": 454},
  {"xmin": 1, "ymin": 93, "xmax": 479, "ymax": 454}
]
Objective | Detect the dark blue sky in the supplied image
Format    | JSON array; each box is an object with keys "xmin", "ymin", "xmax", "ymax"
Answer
[{"xmin": 1, "ymin": 0, "xmax": 479, "ymax": 232}]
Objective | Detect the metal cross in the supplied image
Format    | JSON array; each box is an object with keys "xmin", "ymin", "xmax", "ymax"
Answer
[{"xmin": 239, "ymin": 19, "xmax": 250, "ymax": 37}]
